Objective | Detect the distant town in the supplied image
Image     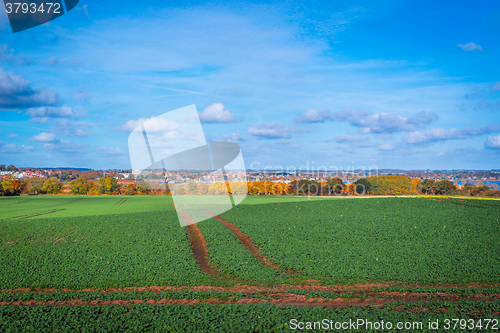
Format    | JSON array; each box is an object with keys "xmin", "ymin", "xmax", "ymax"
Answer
[{"xmin": 1, "ymin": 164, "xmax": 499, "ymax": 188}]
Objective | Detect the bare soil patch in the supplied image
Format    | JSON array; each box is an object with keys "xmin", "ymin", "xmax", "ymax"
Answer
[{"xmin": 181, "ymin": 212, "xmax": 218, "ymax": 276}]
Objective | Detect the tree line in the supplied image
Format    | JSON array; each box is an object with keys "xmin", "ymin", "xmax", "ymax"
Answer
[{"xmin": 0, "ymin": 175, "xmax": 499, "ymax": 198}]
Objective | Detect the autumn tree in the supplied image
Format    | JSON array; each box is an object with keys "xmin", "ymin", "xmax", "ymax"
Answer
[
  {"xmin": 187, "ymin": 180, "xmax": 197, "ymax": 194},
  {"xmin": 69, "ymin": 177, "xmax": 89, "ymax": 195},
  {"xmin": 325, "ymin": 178, "xmax": 345, "ymax": 195},
  {"xmin": 98, "ymin": 177, "xmax": 118, "ymax": 194},
  {"xmin": 197, "ymin": 181, "xmax": 208, "ymax": 195},
  {"xmin": 42, "ymin": 178, "xmax": 62, "ymax": 194},
  {"xmin": 125, "ymin": 184, "xmax": 136, "ymax": 195}
]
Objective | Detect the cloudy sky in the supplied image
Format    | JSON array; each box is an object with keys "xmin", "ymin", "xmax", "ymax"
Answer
[{"xmin": 0, "ymin": 0, "xmax": 499, "ymax": 170}]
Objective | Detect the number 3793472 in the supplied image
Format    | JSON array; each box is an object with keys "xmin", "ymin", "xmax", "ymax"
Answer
[{"xmin": 5, "ymin": 2, "xmax": 61, "ymax": 14}]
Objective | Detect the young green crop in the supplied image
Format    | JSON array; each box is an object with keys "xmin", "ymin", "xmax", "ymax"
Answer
[
  {"xmin": 219, "ymin": 197, "xmax": 500, "ymax": 284},
  {"xmin": 0, "ymin": 210, "xmax": 210, "ymax": 289}
]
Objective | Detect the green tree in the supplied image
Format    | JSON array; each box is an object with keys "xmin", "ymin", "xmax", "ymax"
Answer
[
  {"xmin": 99, "ymin": 177, "xmax": 118, "ymax": 194},
  {"xmin": 292, "ymin": 179, "xmax": 320, "ymax": 195},
  {"xmin": 471, "ymin": 185, "xmax": 490, "ymax": 196},
  {"xmin": 354, "ymin": 178, "xmax": 372, "ymax": 194},
  {"xmin": 42, "ymin": 178, "xmax": 62, "ymax": 194},
  {"xmin": 6, "ymin": 164, "xmax": 16, "ymax": 172},
  {"xmin": 420, "ymin": 179, "xmax": 436, "ymax": 194},
  {"xmin": 433, "ymin": 180, "xmax": 456, "ymax": 195}
]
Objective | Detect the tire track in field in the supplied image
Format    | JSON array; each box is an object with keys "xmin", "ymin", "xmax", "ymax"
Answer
[
  {"xmin": 117, "ymin": 198, "xmax": 128, "ymax": 206},
  {"xmin": 2, "ymin": 294, "xmax": 499, "ymax": 308},
  {"xmin": 181, "ymin": 211, "xmax": 218, "ymax": 276},
  {"xmin": 114, "ymin": 198, "xmax": 125, "ymax": 206},
  {"xmin": 204, "ymin": 210, "xmax": 298, "ymax": 274},
  {"xmin": 9, "ymin": 209, "xmax": 66, "ymax": 219}
]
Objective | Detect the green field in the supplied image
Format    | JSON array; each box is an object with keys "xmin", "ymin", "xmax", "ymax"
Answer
[{"xmin": 1, "ymin": 195, "xmax": 499, "ymax": 331}]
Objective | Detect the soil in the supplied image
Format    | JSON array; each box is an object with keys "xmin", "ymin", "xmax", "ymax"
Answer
[
  {"xmin": 181, "ymin": 211, "xmax": 218, "ymax": 276},
  {"xmin": 1, "ymin": 293, "xmax": 499, "ymax": 308}
]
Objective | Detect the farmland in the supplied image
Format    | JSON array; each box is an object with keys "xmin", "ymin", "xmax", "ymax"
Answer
[{"xmin": 1, "ymin": 195, "xmax": 499, "ymax": 331}]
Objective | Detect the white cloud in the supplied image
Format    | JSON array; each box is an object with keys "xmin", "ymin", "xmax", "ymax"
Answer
[
  {"xmin": 7, "ymin": 133, "xmax": 18, "ymax": 139},
  {"xmin": 199, "ymin": 103, "xmax": 238, "ymax": 123},
  {"xmin": 299, "ymin": 108, "xmax": 438, "ymax": 133},
  {"xmin": 248, "ymin": 121, "xmax": 307, "ymax": 139},
  {"xmin": 0, "ymin": 141, "xmax": 34, "ymax": 153},
  {"xmin": 294, "ymin": 109, "xmax": 333, "ymax": 123},
  {"xmin": 457, "ymin": 42, "xmax": 483, "ymax": 52},
  {"xmin": 403, "ymin": 123, "xmax": 500, "ymax": 144},
  {"xmin": 0, "ymin": 68, "xmax": 60, "ymax": 108},
  {"xmin": 485, "ymin": 134, "xmax": 500, "ymax": 149},
  {"xmin": 120, "ymin": 116, "xmax": 181, "ymax": 133},
  {"xmin": 30, "ymin": 132, "xmax": 59, "ymax": 143}
]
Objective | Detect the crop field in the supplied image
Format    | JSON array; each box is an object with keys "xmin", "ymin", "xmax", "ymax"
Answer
[{"xmin": 1, "ymin": 195, "xmax": 499, "ymax": 331}]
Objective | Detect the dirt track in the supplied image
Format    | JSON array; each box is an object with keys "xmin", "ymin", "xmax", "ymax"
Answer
[
  {"xmin": 181, "ymin": 211, "xmax": 218, "ymax": 276},
  {"xmin": 204, "ymin": 210, "xmax": 289, "ymax": 272}
]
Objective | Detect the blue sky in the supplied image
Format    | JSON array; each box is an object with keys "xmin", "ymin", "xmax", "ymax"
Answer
[{"xmin": 0, "ymin": 0, "xmax": 499, "ymax": 170}]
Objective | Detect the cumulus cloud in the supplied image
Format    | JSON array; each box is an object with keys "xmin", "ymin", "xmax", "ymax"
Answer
[
  {"xmin": 0, "ymin": 68, "xmax": 61, "ymax": 108},
  {"xmin": 457, "ymin": 43, "xmax": 483, "ymax": 52},
  {"xmin": 325, "ymin": 133, "xmax": 375, "ymax": 147},
  {"xmin": 198, "ymin": 103, "xmax": 239, "ymax": 123},
  {"xmin": 0, "ymin": 141, "xmax": 34, "ymax": 153},
  {"xmin": 120, "ymin": 116, "xmax": 181, "ymax": 133},
  {"xmin": 7, "ymin": 133, "xmax": 18, "ymax": 139},
  {"xmin": 298, "ymin": 108, "xmax": 438, "ymax": 133},
  {"xmin": 248, "ymin": 121, "xmax": 307, "ymax": 139},
  {"xmin": 485, "ymin": 134, "xmax": 500, "ymax": 149},
  {"xmin": 30, "ymin": 132, "xmax": 59, "ymax": 143},
  {"xmin": 403, "ymin": 123, "xmax": 500, "ymax": 144},
  {"xmin": 294, "ymin": 109, "xmax": 334, "ymax": 123}
]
